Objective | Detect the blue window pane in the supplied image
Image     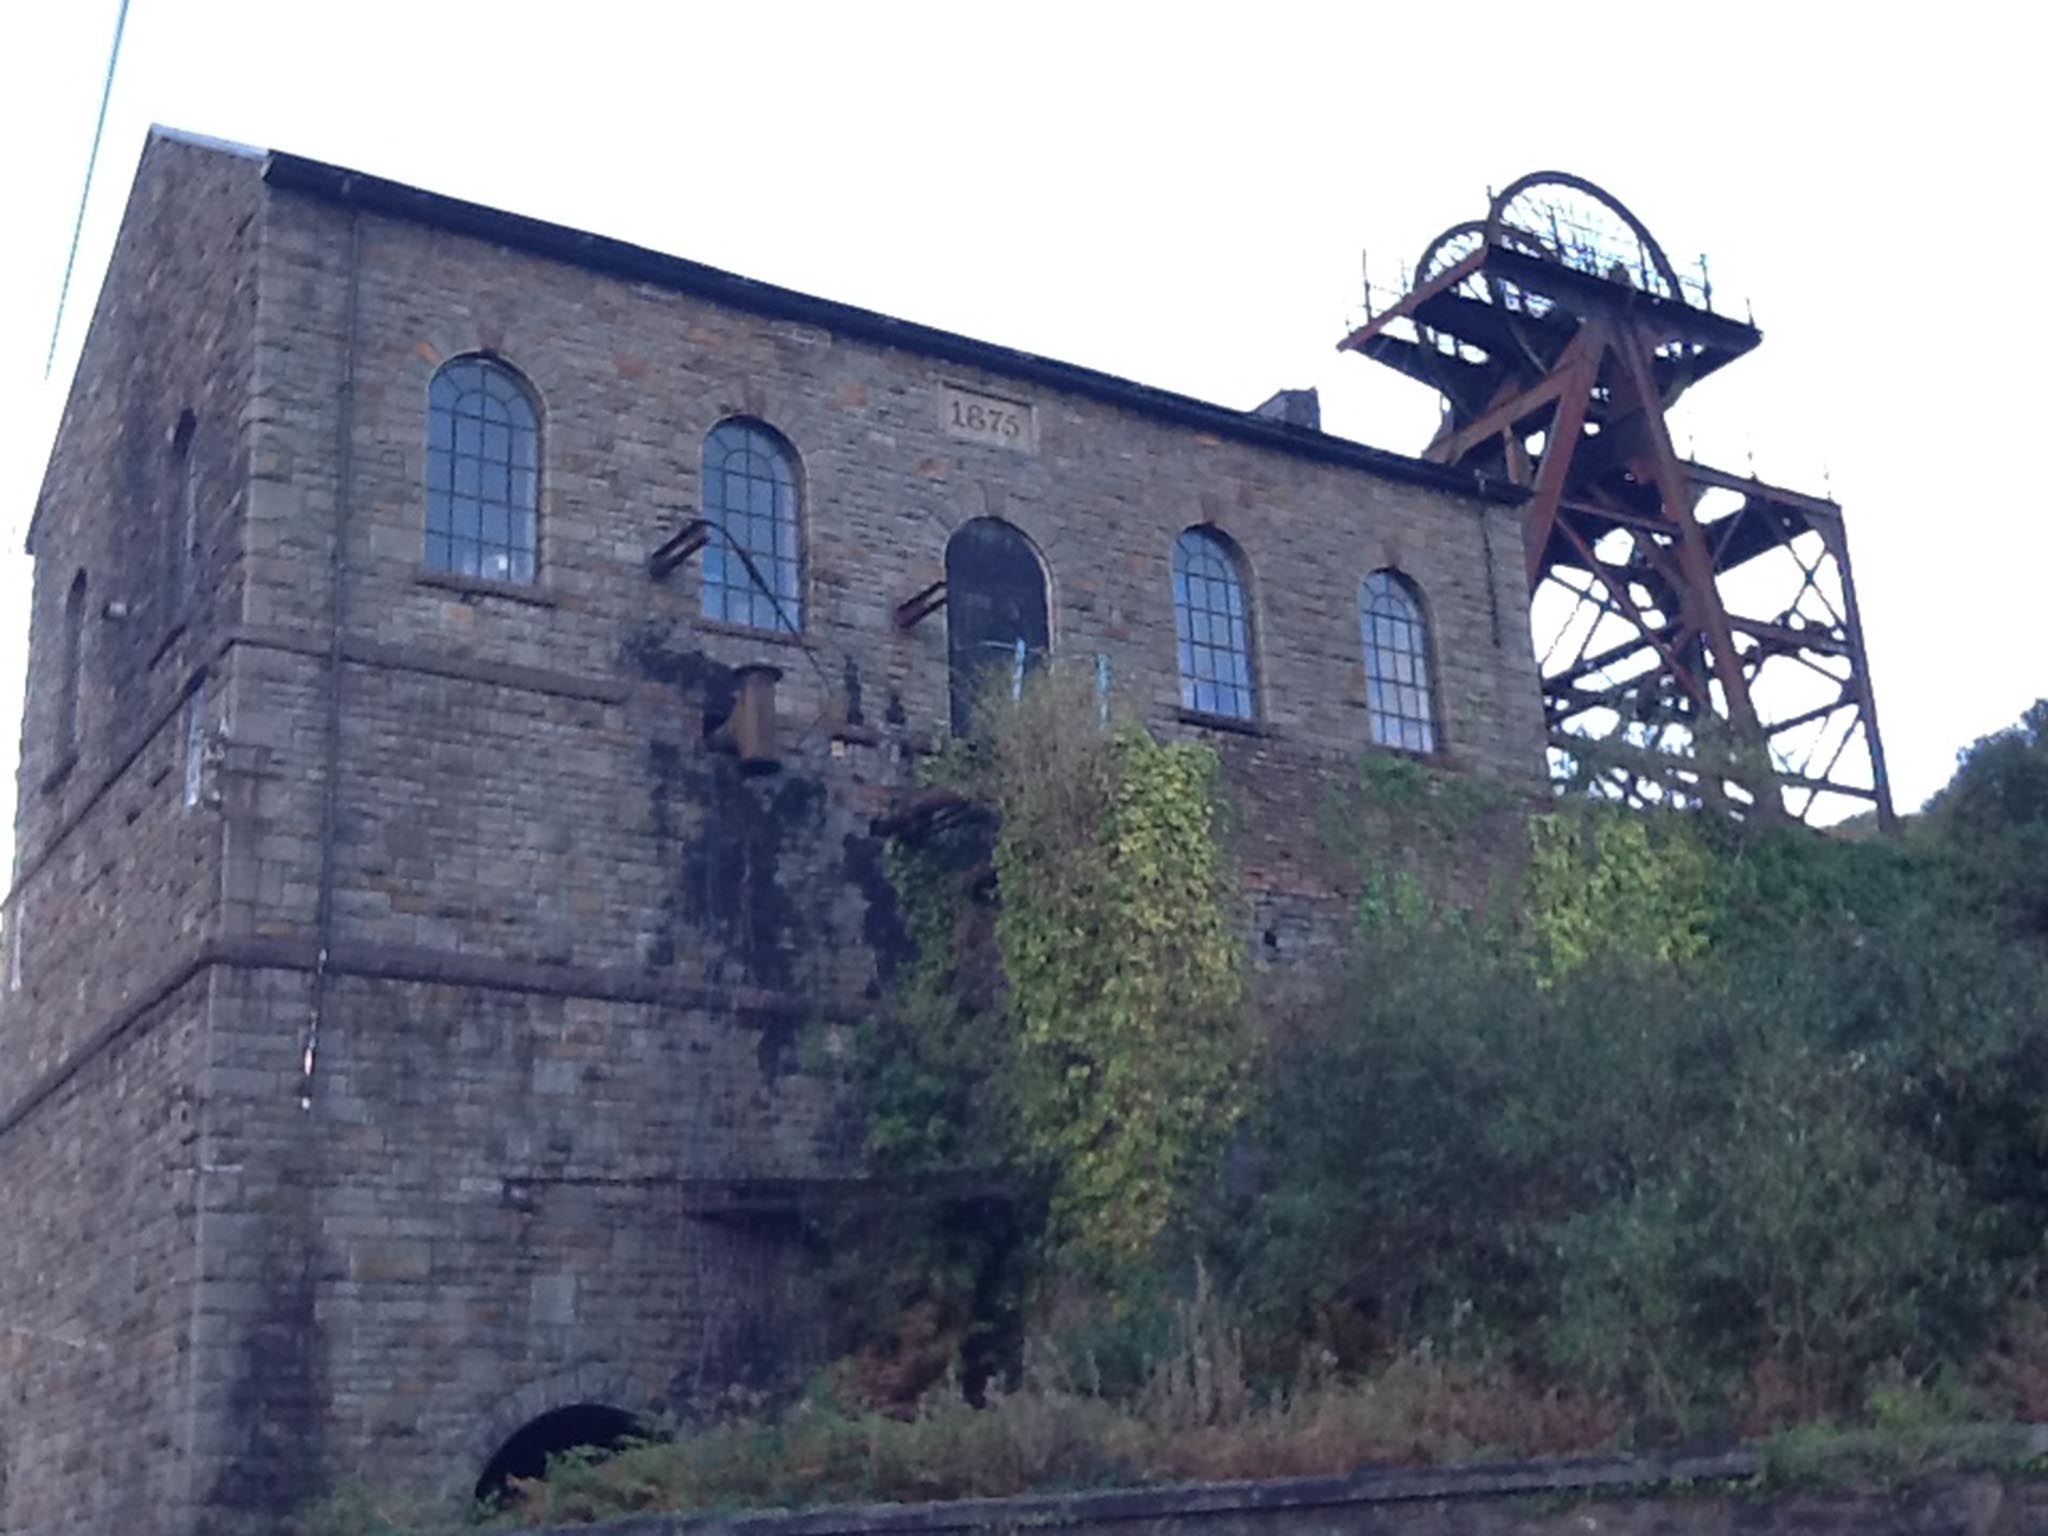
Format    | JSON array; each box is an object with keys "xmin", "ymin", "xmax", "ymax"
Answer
[
  {"xmin": 424, "ymin": 357, "xmax": 539, "ymax": 581},
  {"xmin": 1361, "ymin": 570, "xmax": 1435, "ymax": 752},
  {"xmin": 1171, "ymin": 528, "xmax": 1254, "ymax": 720},
  {"xmin": 700, "ymin": 419, "xmax": 802, "ymax": 632}
]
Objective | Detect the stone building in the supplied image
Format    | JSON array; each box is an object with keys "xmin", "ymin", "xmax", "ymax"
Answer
[{"xmin": 0, "ymin": 128, "xmax": 1543, "ymax": 1534}]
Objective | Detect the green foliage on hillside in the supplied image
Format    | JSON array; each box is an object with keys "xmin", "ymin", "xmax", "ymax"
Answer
[
  {"xmin": 1228, "ymin": 703, "xmax": 2048, "ymax": 1433},
  {"xmin": 302, "ymin": 699, "xmax": 2048, "ymax": 1529},
  {"xmin": 861, "ymin": 691, "xmax": 2048, "ymax": 1438}
]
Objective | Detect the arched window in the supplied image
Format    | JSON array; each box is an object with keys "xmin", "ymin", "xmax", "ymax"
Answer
[
  {"xmin": 1361, "ymin": 569, "xmax": 1436, "ymax": 753},
  {"xmin": 701, "ymin": 419, "xmax": 802, "ymax": 633},
  {"xmin": 945, "ymin": 517, "xmax": 1049, "ymax": 734},
  {"xmin": 60, "ymin": 570, "xmax": 88, "ymax": 753},
  {"xmin": 426, "ymin": 357, "xmax": 539, "ymax": 583},
  {"xmin": 1173, "ymin": 527, "xmax": 1255, "ymax": 720}
]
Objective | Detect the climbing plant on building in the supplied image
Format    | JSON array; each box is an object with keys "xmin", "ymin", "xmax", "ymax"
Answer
[{"xmin": 872, "ymin": 665, "xmax": 1249, "ymax": 1280}]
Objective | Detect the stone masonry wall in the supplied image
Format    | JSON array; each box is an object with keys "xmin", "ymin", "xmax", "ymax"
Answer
[
  {"xmin": 238, "ymin": 179, "xmax": 1544, "ymax": 992},
  {"xmin": 0, "ymin": 978, "xmax": 207, "ymax": 1536},
  {"xmin": 2, "ymin": 131, "xmax": 255, "ymax": 1097},
  {"xmin": 0, "ymin": 133, "xmax": 260, "ymax": 1536},
  {"xmin": 3, "ymin": 131, "xmax": 1555, "ymax": 1534}
]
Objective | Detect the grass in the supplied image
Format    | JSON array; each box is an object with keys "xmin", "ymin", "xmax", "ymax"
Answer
[
  {"xmin": 292, "ymin": 1326, "xmax": 1620, "ymax": 1533},
  {"xmin": 295, "ymin": 1299, "xmax": 2048, "ymax": 1533}
]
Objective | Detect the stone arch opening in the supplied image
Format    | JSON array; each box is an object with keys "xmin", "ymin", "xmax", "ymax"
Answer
[
  {"xmin": 945, "ymin": 516, "xmax": 1049, "ymax": 734},
  {"xmin": 474, "ymin": 1401, "xmax": 647, "ymax": 1506}
]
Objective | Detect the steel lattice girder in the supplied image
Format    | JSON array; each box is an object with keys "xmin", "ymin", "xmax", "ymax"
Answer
[{"xmin": 1340, "ymin": 174, "xmax": 1891, "ymax": 826}]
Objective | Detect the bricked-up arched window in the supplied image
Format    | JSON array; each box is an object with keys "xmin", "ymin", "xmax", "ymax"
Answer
[
  {"xmin": 60, "ymin": 570, "xmax": 88, "ymax": 753},
  {"xmin": 170, "ymin": 409, "xmax": 199, "ymax": 605},
  {"xmin": 426, "ymin": 357, "xmax": 539, "ymax": 583},
  {"xmin": 1361, "ymin": 569, "xmax": 1436, "ymax": 753},
  {"xmin": 1173, "ymin": 527, "xmax": 1256, "ymax": 720},
  {"xmin": 701, "ymin": 419, "xmax": 803, "ymax": 633}
]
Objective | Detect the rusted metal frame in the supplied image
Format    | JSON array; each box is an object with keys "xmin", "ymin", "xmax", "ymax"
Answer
[
  {"xmin": 1800, "ymin": 711, "xmax": 1861, "ymax": 789},
  {"xmin": 1548, "ymin": 655, "xmax": 1679, "ymax": 716},
  {"xmin": 1559, "ymin": 488, "xmax": 1692, "ymax": 615},
  {"xmin": 1358, "ymin": 334, "xmax": 1496, "ymax": 413},
  {"xmin": 1538, "ymin": 563, "xmax": 1692, "ymax": 685},
  {"xmin": 1428, "ymin": 354, "xmax": 1579, "ymax": 467},
  {"xmin": 1819, "ymin": 520, "xmax": 1894, "ymax": 827},
  {"xmin": 1520, "ymin": 348, "xmax": 1604, "ymax": 586},
  {"xmin": 1767, "ymin": 763, "xmax": 1879, "ymax": 800},
  {"xmin": 1539, "ymin": 562, "xmax": 1695, "ymax": 692},
  {"xmin": 1548, "ymin": 730, "xmax": 1718, "ymax": 809},
  {"xmin": 1552, "ymin": 498, "xmax": 1693, "ymax": 651},
  {"xmin": 1767, "ymin": 647, "xmax": 1858, "ymax": 701},
  {"xmin": 1485, "ymin": 245, "xmax": 1762, "ymax": 356},
  {"xmin": 1424, "ymin": 371, "xmax": 1528, "ymax": 466},
  {"xmin": 1613, "ymin": 327, "xmax": 1763, "ymax": 740},
  {"xmin": 1700, "ymin": 508, "xmax": 1804, "ymax": 575},
  {"xmin": 1554, "ymin": 496, "xmax": 1675, "ymax": 535},
  {"xmin": 1779, "ymin": 536, "xmax": 1850, "ymax": 634},
  {"xmin": 1337, "ymin": 248, "xmax": 1489, "ymax": 353},
  {"xmin": 1724, "ymin": 634, "xmax": 1832, "ymax": 694},
  {"xmin": 1764, "ymin": 693, "xmax": 1855, "ymax": 738},
  {"xmin": 1549, "ymin": 624, "xmax": 1680, "ymax": 691},
  {"xmin": 1684, "ymin": 460, "xmax": 1840, "ymax": 518},
  {"xmin": 648, "ymin": 517, "xmax": 711, "ymax": 579},
  {"xmin": 1539, "ymin": 591, "xmax": 1639, "ymax": 687},
  {"xmin": 1773, "ymin": 712, "xmax": 1871, "ymax": 803},
  {"xmin": 1554, "ymin": 517, "xmax": 1713, "ymax": 715},
  {"xmin": 1727, "ymin": 616, "xmax": 1852, "ymax": 658},
  {"xmin": 1547, "ymin": 682, "xmax": 1644, "ymax": 730},
  {"xmin": 1537, "ymin": 578, "xmax": 1611, "ymax": 674},
  {"xmin": 1412, "ymin": 288, "xmax": 1575, "ymax": 370},
  {"xmin": 1705, "ymin": 500, "xmax": 1756, "ymax": 571},
  {"xmin": 1547, "ymin": 668, "xmax": 1686, "ymax": 725},
  {"xmin": 895, "ymin": 578, "xmax": 947, "ymax": 630}
]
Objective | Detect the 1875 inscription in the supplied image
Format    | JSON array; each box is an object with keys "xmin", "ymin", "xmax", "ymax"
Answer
[{"xmin": 940, "ymin": 382, "xmax": 1036, "ymax": 452}]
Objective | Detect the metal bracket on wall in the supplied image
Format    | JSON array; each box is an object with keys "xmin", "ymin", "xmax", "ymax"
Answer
[
  {"xmin": 895, "ymin": 578, "xmax": 947, "ymax": 629},
  {"xmin": 648, "ymin": 518, "xmax": 711, "ymax": 580}
]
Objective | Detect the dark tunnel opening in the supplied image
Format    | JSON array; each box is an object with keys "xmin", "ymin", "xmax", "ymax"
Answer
[{"xmin": 474, "ymin": 1401, "xmax": 648, "ymax": 1506}]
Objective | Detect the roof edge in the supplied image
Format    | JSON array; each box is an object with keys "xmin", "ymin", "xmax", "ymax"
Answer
[
  {"xmin": 259, "ymin": 149, "xmax": 1525, "ymax": 508},
  {"xmin": 147, "ymin": 123, "xmax": 266, "ymax": 160}
]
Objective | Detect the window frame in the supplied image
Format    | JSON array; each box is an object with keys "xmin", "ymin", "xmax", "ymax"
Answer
[
  {"xmin": 1172, "ymin": 526, "xmax": 1258, "ymax": 723},
  {"xmin": 698, "ymin": 417, "xmax": 806, "ymax": 636},
  {"xmin": 424, "ymin": 355, "xmax": 542, "ymax": 586},
  {"xmin": 1359, "ymin": 567, "xmax": 1439, "ymax": 755}
]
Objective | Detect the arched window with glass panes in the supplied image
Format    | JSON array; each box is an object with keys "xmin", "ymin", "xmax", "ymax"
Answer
[
  {"xmin": 425, "ymin": 357, "xmax": 540, "ymax": 583},
  {"xmin": 1172, "ymin": 527, "xmax": 1256, "ymax": 720},
  {"xmin": 1360, "ymin": 569, "xmax": 1436, "ymax": 753},
  {"xmin": 700, "ymin": 419, "xmax": 803, "ymax": 633}
]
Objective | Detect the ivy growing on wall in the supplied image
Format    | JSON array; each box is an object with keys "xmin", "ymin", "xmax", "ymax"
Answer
[
  {"xmin": 1001, "ymin": 725, "xmax": 1247, "ymax": 1269},
  {"xmin": 1524, "ymin": 808, "xmax": 1716, "ymax": 980},
  {"xmin": 869, "ymin": 668, "xmax": 1248, "ymax": 1277}
]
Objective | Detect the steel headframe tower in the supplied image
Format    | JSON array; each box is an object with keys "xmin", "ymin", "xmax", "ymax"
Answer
[{"xmin": 1342, "ymin": 173, "xmax": 1892, "ymax": 827}]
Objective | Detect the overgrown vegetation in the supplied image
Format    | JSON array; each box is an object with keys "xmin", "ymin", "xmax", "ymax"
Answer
[
  {"xmin": 844, "ymin": 667, "xmax": 1247, "ymax": 1345},
  {"xmin": 1238, "ymin": 706, "xmax": 2047, "ymax": 1437},
  {"xmin": 304, "ymin": 699, "xmax": 2048, "ymax": 1531}
]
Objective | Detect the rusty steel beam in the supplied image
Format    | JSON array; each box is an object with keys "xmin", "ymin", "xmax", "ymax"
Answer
[
  {"xmin": 1345, "ymin": 173, "xmax": 1892, "ymax": 826},
  {"xmin": 1337, "ymin": 248, "xmax": 1488, "ymax": 353}
]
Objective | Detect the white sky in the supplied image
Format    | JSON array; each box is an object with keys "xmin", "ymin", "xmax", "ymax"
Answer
[{"xmin": 2, "ymin": 1, "xmax": 2043, "ymax": 878}]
